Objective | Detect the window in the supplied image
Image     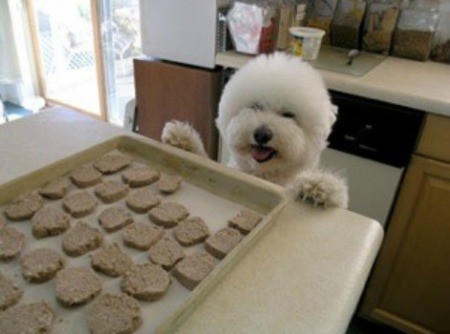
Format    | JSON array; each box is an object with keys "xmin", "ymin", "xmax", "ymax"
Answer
[
  {"xmin": 100, "ymin": 0, "xmax": 141, "ymax": 126},
  {"xmin": 29, "ymin": 0, "xmax": 142, "ymax": 124}
]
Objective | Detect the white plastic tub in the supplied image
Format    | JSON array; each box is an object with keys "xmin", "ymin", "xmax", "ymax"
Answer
[{"xmin": 289, "ymin": 27, "xmax": 325, "ymax": 60}]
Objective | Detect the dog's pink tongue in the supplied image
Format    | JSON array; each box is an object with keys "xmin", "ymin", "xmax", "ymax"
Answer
[{"xmin": 251, "ymin": 147, "xmax": 273, "ymax": 162}]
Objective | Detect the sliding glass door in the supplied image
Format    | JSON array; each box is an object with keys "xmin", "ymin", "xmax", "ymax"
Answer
[
  {"xmin": 28, "ymin": 0, "xmax": 141, "ymax": 123},
  {"xmin": 99, "ymin": 0, "xmax": 141, "ymax": 126},
  {"xmin": 29, "ymin": 0, "xmax": 105, "ymax": 117}
]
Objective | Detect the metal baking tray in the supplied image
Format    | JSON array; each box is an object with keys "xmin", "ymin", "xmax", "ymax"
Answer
[{"xmin": 0, "ymin": 135, "xmax": 288, "ymax": 333}]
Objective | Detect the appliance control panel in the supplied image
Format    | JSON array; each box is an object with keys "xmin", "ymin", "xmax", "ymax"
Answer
[{"xmin": 328, "ymin": 91, "xmax": 424, "ymax": 168}]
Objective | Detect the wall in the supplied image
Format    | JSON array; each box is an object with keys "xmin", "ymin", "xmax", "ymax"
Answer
[{"xmin": 0, "ymin": 0, "xmax": 44, "ymax": 111}]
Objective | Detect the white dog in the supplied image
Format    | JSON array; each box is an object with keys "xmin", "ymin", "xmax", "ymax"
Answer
[{"xmin": 162, "ymin": 53, "xmax": 348, "ymax": 208}]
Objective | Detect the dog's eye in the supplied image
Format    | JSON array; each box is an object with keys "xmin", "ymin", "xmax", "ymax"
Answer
[
  {"xmin": 249, "ymin": 102, "xmax": 263, "ymax": 111},
  {"xmin": 281, "ymin": 111, "xmax": 295, "ymax": 119}
]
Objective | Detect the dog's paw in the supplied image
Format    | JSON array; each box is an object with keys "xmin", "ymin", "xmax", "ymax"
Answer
[
  {"xmin": 161, "ymin": 121, "xmax": 207, "ymax": 157},
  {"xmin": 289, "ymin": 170, "xmax": 349, "ymax": 209}
]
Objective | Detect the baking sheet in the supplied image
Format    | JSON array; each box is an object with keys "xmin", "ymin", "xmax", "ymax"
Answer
[{"xmin": 0, "ymin": 135, "xmax": 287, "ymax": 333}]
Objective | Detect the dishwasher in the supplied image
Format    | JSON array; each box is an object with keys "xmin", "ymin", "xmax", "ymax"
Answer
[{"xmin": 321, "ymin": 91, "xmax": 424, "ymax": 227}]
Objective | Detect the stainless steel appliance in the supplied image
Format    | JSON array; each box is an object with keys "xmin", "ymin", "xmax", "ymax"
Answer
[{"xmin": 322, "ymin": 91, "xmax": 424, "ymax": 226}]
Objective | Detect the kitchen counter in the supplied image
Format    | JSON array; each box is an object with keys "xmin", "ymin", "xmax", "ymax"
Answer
[
  {"xmin": 0, "ymin": 109, "xmax": 384, "ymax": 333},
  {"xmin": 216, "ymin": 51, "xmax": 450, "ymax": 117}
]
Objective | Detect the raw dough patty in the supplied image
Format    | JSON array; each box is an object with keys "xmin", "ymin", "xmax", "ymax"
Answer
[
  {"xmin": 122, "ymin": 166, "xmax": 160, "ymax": 187},
  {"xmin": 121, "ymin": 263, "xmax": 171, "ymax": 301},
  {"xmin": 63, "ymin": 191, "xmax": 97, "ymax": 218},
  {"xmin": 148, "ymin": 237, "xmax": 185, "ymax": 270},
  {"xmin": 70, "ymin": 165, "xmax": 102, "ymax": 188},
  {"xmin": 94, "ymin": 181, "xmax": 129, "ymax": 204},
  {"xmin": 88, "ymin": 293, "xmax": 142, "ymax": 334},
  {"xmin": 148, "ymin": 202, "xmax": 189, "ymax": 228},
  {"xmin": 0, "ymin": 274, "xmax": 22, "ymax": 310},
  {"xmin": 0, "ymin": 301, "xmax": 53, "ymax": 334},
  {"xmin": 173, "ymin": 252, "xmax": 217, "ymax": 290},
  {"xmin": 55, "ymin": 267, "xmax": 102, "ymax": 306},
  {"xmin": 62, "ymin": 222, "xmax": 103, "ymax": 257},
  {"xmin": 173, "ymin": 217, "xmax": 210, "ymax": 246},
  {"xmin": 31, "ymin": 206, "xmax": 70, "ymax": 238},
  {"xmin": 0, "ymin": 227, "xmax": 25, "ymax": 260},
  {"xmin": 126, "ymin": 189, "xmax": 160, "ymax": 214},
  {"xmin": 94, "ymin": 153, "xmax": 132, "ymax": 174},
  {"xmin": 91, "ymin": 244, "xmax": 133, "ymax": 277},
  {"xmin": 98, "ymin": 207, "xmax": 133, "ymax": 233},
  {"xmin": 20, "ymin": 248, "xmax": 64, "ymax": 283},
  {"xmin": 4, "ymin": 192, "xmax": 43, "ymax": 221},
  {"xmin": 123, "ymin": 223, "xmax": 164, "ymax": 251},
  {"xmin": 157, "ymin": 174, "xmax": 183, "ymax": 194},
  {"xmin": 228, "ymin": 209, "xmax": 263, "ymax": 235},
  {"xmin": 39, "ymin": 178, "xmax": 71, "ymax": 199},
  {"xmin": 205, "ymin": 227, "xmax": 243, "ymax": 259}
]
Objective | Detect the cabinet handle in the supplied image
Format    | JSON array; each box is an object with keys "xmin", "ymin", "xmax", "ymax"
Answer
[
  {"xmin": 358, "ymin": 144, "xmax": 378, "ymax": 153},
  {"xmin": 344, "ymin": 134, "xmax": 357, "ymax": 141}
]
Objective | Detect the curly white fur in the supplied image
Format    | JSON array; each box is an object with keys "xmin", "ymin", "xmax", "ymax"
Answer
[
  {"xmin": 161, "ymin": 120, "xmax": 207, "ymax": 157},
  {"xmin": 290, "ymin": 169, "xmax": 348, "ymax": 208},
  {"xmin": 162, "ymin": 53, "xmax": 348, "ymax": 208}
]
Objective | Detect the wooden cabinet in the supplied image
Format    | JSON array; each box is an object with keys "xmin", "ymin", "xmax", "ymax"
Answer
[
  {"xmin": 360, "ymin": 114, "xmax": 450, "ymax": 333},
  {"xmin": 134, "ymin": 59, "xmax": 222, "ymax": 159}
]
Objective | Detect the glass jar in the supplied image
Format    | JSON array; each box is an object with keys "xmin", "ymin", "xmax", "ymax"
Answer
[
  {"xmin": 392, "ymin": 0, "xmax": 440, "ymax": 61},
  {"xmin": 331, "ymin": 0, "xmax": 367, "ymax": 49},
  {"xmin": 430, "ymin": 1, "xmax": 450, "ymax": 63},
  {"xmin": 276, "ymin": 2, "xmax": 296, "ymax": 50},
  {"xmin": 306, "ymin": 0, "xmax": 339, "ymax": 45},
  {"xmin": 362, "ymin": 0, "xmax": 401, "ymax": 54}
]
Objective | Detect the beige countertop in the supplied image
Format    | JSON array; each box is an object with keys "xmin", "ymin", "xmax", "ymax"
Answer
[
  {"xmin": 0, "ymin": 109, "xmax": 384, "ymax": 333},
  {"xmin": 216, "ymin": 51, "xmax": 450, "ymax": 117}
]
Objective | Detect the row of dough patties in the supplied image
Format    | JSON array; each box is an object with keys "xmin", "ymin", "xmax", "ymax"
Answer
[{"xmin": 0, "ymin": 152, "xmax": 263, "ymax": 333}]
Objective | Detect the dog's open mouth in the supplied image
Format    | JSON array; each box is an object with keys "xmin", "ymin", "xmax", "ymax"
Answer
[{"xmin": 251, "ymin": 145, "xmax": 277, "ymax": 163}]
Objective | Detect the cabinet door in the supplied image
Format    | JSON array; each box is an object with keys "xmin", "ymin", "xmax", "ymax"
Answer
[
  {"xmin": 360, "ymin": 156, "xmax": 450, "ymax": 333},
  {"xmin": 134, "ymin": 59, "xmax": 222, "ymax": 159}
]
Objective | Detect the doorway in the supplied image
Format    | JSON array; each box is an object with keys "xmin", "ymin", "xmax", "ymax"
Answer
[
  {"xmin": 28, "ymin": 0, "xmax": 141, "ymax": 123},
  {"xmin": 28, "ymin": 0, "xmax": 105, "ymax": 118},
  {"xmin": 99, "ymin": 0, "xmax": 141, "ymax": 126}
]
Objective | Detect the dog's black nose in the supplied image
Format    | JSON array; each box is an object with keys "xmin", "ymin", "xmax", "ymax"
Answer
[{"xmin": 254, "ymin": 125, "xmax": 273, "ymax": 144}]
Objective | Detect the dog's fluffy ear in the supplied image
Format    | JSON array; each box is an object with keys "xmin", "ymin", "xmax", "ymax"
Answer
[
  {"xmin": 330, "ymin": 104, "xmax": 338, "ymax": 126},
  {"xmin": 320, "ymin": 103, "xmax": 338, "ymax": 143}
]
